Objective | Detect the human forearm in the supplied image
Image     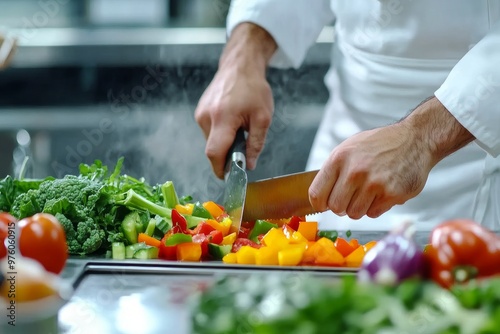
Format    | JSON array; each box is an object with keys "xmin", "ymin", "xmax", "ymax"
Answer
[
  {"xmin": 219, "ymin": 23, "xmax": 277, "ymax": 74},
  {"xmin": 401, "ymin": 97, "xmax": 475, "ymax": 167}
]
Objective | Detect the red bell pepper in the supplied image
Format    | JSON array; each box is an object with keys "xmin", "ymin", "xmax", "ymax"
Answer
[
  {"xmin": 171, "ymin": 209, "xmax": 188, "ymax": 234},
  {"xmin": 192, "ymin": 222, "xmax": 217, "ymax": 236},
  {"xmin": 425, "ymin": 219, "xmax": 500, "ymax": 288},
  {"xmin": 159, "ymin": 234, "xmax": 177, "ymax": 260},
  {"xmin": 286, "ymin": 216, "xmax": 301, "ymax": 231},
  {"xmin": 208, "ymin": 230, "xmax": 223, "ymax": 244}
]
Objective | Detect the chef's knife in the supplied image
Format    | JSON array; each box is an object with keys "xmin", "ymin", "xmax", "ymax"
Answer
[
  {"xmin": 242, "ymin": 169, "xmax": 320, "ymax": 222},
  {"xmin": 222, "ymin": 128, "xmax": 247, "ymax": 234}
]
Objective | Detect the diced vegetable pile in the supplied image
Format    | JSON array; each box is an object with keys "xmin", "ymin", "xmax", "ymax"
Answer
[{"xmin": 0, "ymin": 159, "xmax": 376, "ymax": 267}]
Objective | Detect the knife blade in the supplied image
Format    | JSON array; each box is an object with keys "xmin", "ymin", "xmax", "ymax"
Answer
[
  {"xmin": 242, "ymin": 169, "xmax": 320, "ymax": 222},
  {"xmin": 221, "ymin": 128, "xmax": 247, "ymax": 234}
]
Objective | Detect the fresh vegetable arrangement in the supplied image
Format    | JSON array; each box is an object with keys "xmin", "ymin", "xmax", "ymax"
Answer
[{"xmin": 1, "ymin": 159, "xmax": 376, "ymax": 267}]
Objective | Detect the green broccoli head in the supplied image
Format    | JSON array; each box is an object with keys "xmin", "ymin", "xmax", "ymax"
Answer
[{"xmin": 11, "ymin": 175, "xmax": 113, "ymax": 255}]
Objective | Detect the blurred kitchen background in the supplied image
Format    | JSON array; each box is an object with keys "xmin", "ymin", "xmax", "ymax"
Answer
[{"xmin": 0, "ymin": 0, "xmax": 332, "ymax": 201}]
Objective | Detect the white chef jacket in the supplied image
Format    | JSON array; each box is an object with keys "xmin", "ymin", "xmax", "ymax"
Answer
[{"xmin": 227, "ymin": 0, "xmax": 500, "ymax": 232}]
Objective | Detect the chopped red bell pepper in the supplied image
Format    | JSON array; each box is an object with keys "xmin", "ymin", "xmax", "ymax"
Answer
[
  {"xmin": 232, "ymin": 238, "xmax": 262, "ymax": 253},
  {"xmin": 192, "ymin": 222, "xmax": 217, "ymax": 236},
  {"xmin": 171, "ymin": 209, "xmax": 188, "ymax": 233},
  {"xmin": 208, "ymin": 230, "xmax": 223, "ymax": 244},
  {"xmin": 238, "ymin": 226, "xmax": 251, "ymax": 239},
  {"xmin": 159, "ymin": 234, "xmax": 177, "ymax": 260},
  {"xmin": 286, "ymin": 216, "xmax": 301, "ymax": 231},
  {"xmin": 257, "ymin": 234, "xmax": 265, "ymax": 245}
]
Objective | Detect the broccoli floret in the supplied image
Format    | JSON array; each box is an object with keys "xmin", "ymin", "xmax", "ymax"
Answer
[{"xmin": 11, "ymin": 175, "xmax": 113, "ymax": 255}]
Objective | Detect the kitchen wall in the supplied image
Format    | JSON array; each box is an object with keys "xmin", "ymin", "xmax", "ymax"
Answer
[{"xmin": 0, "ymin": 0, "xmax": 332, "ymax": 201}]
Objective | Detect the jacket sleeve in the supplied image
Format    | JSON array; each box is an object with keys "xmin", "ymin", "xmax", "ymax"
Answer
[
  {"xmin": 434, "ymin": 23, "xmax": 500, "ymax": 158},
  {"xmin": 226, "ymin": 0, "xmax": 334, "ymax": 69}
]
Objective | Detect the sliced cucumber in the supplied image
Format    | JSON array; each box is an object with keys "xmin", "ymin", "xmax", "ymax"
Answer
[
  {"xmin": 125, "ymin": 242, "xmax": 148, "ymax": 259},
  {"xmin": 122, "ymin": 212, "xmax": 141, "ymax": 244},
  {"xmin": 133, "ymin": 246, "xmax": 159, "ymax": 259},
  {"xmin": 112, "ymin": 242, "xmax": 126, "ymax": 260},
  {"xmin": 145, "ymin": 218, "xmax": 157, "ymax": 237},
  {"xmin": 208, "ymin": 244, "xmax": 232, "ymax": 260},
  {"xmin": 154, "ymin": 215, "xmax": 172, "ymax": 234}
]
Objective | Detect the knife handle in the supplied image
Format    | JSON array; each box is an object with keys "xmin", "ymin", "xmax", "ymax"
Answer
[{"xmin": 226, "ymin": 128, "xmax": 246, "ymax": 170}]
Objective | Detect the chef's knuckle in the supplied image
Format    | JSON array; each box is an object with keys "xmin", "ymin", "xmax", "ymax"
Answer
[{"xmin": 308, "ymin": 188, "xmax": 322, "ymax": 207}]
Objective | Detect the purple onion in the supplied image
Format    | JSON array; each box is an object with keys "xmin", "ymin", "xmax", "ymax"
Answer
[{"xmin": 357, "ymin": 221, "xmax": 424, "ymax": 285}]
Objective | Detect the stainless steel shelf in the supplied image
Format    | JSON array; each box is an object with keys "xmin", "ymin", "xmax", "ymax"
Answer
[{"xmin": 6, "ymin": 27, "xmax": 334, "ymax": 67}]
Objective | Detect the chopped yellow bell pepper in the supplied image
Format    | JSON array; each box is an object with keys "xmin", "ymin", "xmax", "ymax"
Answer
[
  {"xmin": 289, "ymin": 231, "xmax": 308, "ymax": 244},
  {"xmin": 176, "ymin": 242, "xmax": 202, "ymax": 262},
  {"xmin": 363, "ymin": 240, "xmax": 377, "ymax": 253},
  {"xmin": 345, "ymin": 245, "xmax": 366, "ymax": 267},
  {"xmin": 255, "ymin": 247, "xmax": 279, "ymax": 266},
  {"xmin": 219, "ymin": 217, "xmax": 232, "ymax": 236},
  {"xmin": 174, "ymin": 203, "xmax": 194, "ymax": 215},
  {"xmin": 297, "ymin": 221, "xmax": 318, "ymax": 241},
  {"xmin": 222, "ymin": 252, "xmax": 237, "ymax": 264},
  {"xmin": 203, "ymin": 201, "xmax": 224, "ymax": 218},
  {"xmin": 236, "ymin": 246, "xmax": 258, "ymax": 265},
  {"xmin": 278, "ymin": 246, "xmax": 305, "ymax": 266},
  {"xmin": 221, "ymin": 232, "xmax": 237, "ymax": 245},
  {"xmin": 262, "ymin": 228, "xmax": 290, "ymax": 250}
]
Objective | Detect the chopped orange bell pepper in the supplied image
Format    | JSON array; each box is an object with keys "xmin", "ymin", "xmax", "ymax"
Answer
[
  {"xmin": 255, "ymin": 247, "xmax": 279, "ymax": 266},
  {"xmin": 236, "ymin": 245, "xmax": 258, "ymax": 264},
  {"xmin": 222, "ymin": 252, "xmax": 237, "ymax": 264},
  {"xmin": 314, "ymin": 237, "xmax": 345, "ymax": 266},
  {"xmin": 335, "ymin": 237, "xmax": 356, "ymax": 257},
  {"xmin": 176, "ymin": 242, "xmax": 202, "ymax": 262},
  {"xmin": 363, "ymin": 240, "xmax": 377, "ymax": 253},
  {"xmin": 349, "ymin": 238, "xmax": 360, "ymax": 249},
  {"xmin": 345, "ymin": 245, "xmax": 366, "ymax": 267},
  {"xmin": 138, "ymin": 233, "xmax": 161, "ymax": 248},
  {"xmin": 221, "ymin": 232, "xmax": 237, "ymax": 245},
  {"xmin": 175, "ymin": 203, "xmax": 194, "ymax": 215},
  {"xmin": 302, "ymin": 241, "xmax": 317, "ymax": 264},
  {"xmin": 297, "ymin": 221, "xmax": 318, "ymax": 241},
  {"xmin": 203, "ymin": 201, "xmax": 224, "ymax": 219},
  {"xmin": 278, "ymin": 246, "xmax": 305, "ymax": 266},
  {"xmin": 262, "ymin": 228, "xmax": 290, "ymax": 250},
  {"xmin": 205, "ymin": 218, "xmax": 231, "ymax": 237}
]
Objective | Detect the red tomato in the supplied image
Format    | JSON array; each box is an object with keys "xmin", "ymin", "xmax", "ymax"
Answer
[
  {"xmin": 0, "ymin": 213, "xmax": 17, "ymax": 259},
  {"xmin": 18, "ymin": 213, "xmax": 68, "ymax": 274}
]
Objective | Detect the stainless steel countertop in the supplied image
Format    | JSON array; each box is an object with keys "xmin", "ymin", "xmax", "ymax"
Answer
[
  {"xmin": 58, "ymin": 258, "xmax": 354, "ymax": 334},
  {"xmin": 6, "ymin": 27, "xmax": 334, "ymax": 68}
]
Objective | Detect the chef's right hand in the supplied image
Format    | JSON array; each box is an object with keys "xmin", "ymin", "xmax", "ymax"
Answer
[{"xmin": 195, "ymin": 23, "xmax": 277, "ymax": 179}]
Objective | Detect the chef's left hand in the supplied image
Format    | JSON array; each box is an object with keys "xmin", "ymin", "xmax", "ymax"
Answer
[
  {"xmin": 308, "ymin": 123, "xmax": 432, "ymax": 219},
  {"xmin": 309, "ymin": 123, "xmax": 430, "ymax": 219},
  {"xmin": 308, "ymin": 97, "xmax": 475, "ymax": 219}
]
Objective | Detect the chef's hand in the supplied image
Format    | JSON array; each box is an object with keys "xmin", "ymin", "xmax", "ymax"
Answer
[
  {"xmin": 195, "ymin": 23, "xmax": 277, "ymax": 179},
  {"xmin": 309, "ymin": 97, "xmax": 475, "ymax": 219}
]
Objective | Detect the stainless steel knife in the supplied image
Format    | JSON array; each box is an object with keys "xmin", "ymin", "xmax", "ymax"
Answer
[
  {"xmin": 242, "ymin": 169, "xmax": 320, "ymax": 222},
  {"xmin": 221, "ymin": 128, "xmax": 247, "ymax": 234}
]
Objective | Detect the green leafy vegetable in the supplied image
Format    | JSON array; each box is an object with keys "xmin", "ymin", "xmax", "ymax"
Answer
[{"xmin": 192, "ymin": 274, "xmax": 500, "ymax": 334}]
